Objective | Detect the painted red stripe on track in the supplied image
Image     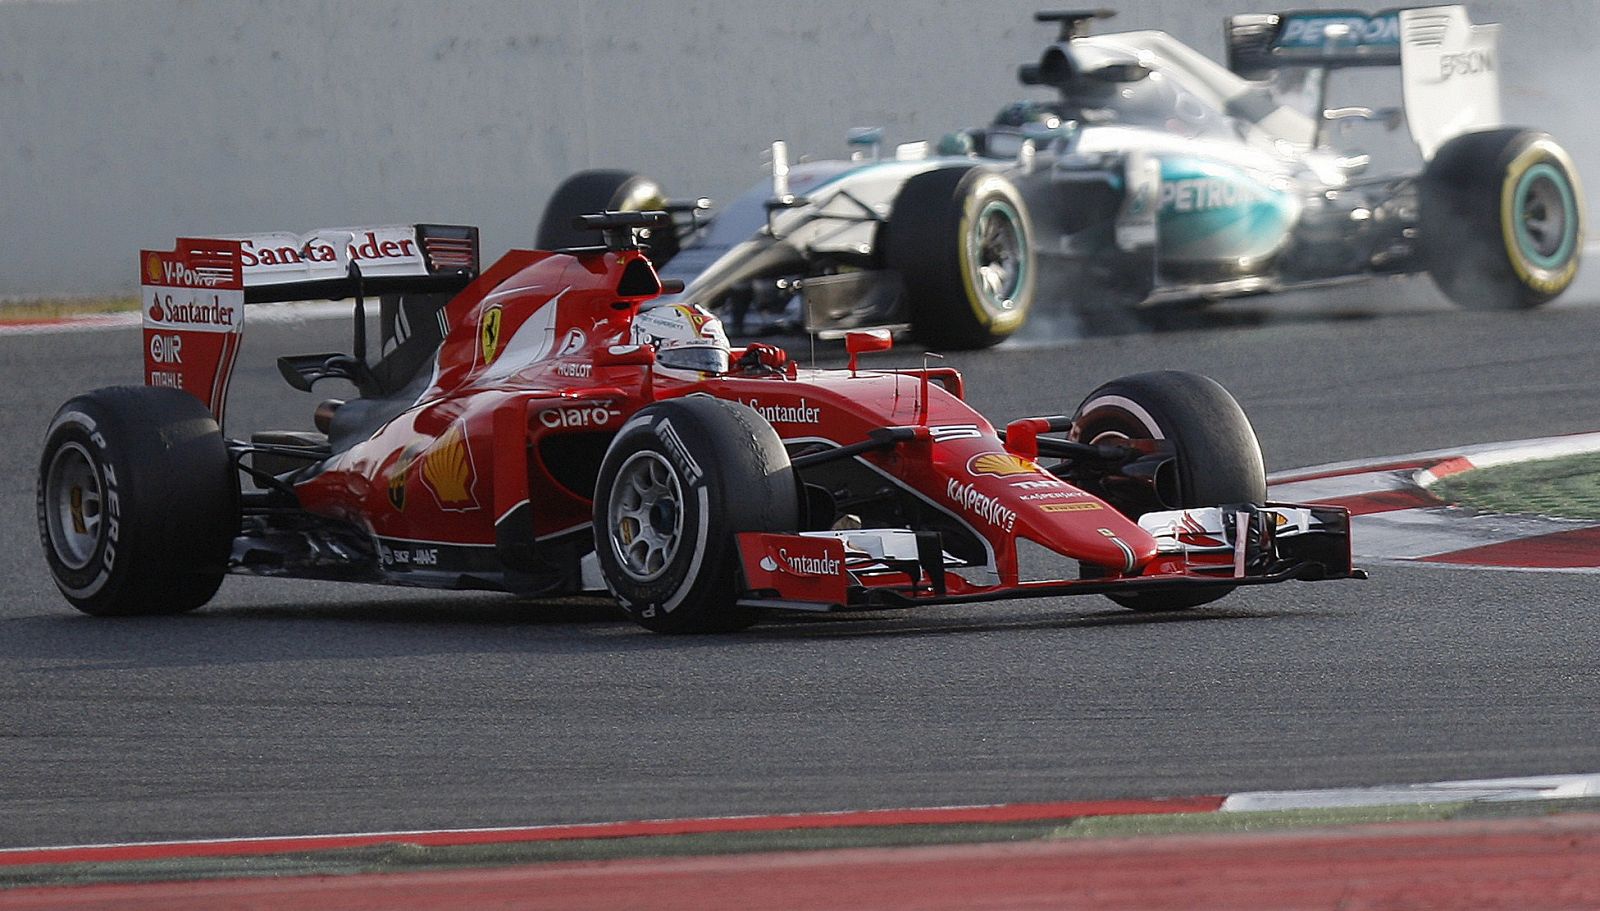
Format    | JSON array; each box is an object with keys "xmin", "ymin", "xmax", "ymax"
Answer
[
  {"xmin": 1270, "ymin": 458, "xmax": 1443, "ymax": 485},
  {"xmin": 0, "ymin": 318, "xmax": 68, "ymax": 328},
  {"xmin": 0, "ymin": 797, "xmax": 1222, "ymax": 867},
  {"xmin": 1419, "ymin": 524, "xmax": 1600, "ymax": 568},
  {"xmin": 1310, "ymin": 487, "xmax": 1444, "ymax": 516},
  {"xmin": 0, "ymin": 318, "xmax": 131, "ymax": 334},
  {"xmin": 8, "ymin": 814, "xmax": 1599, "ymax": 911}
]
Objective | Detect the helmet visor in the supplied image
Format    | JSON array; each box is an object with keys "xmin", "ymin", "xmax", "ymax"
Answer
[{"xmin": 658, "ymin": 342, "xmax": 730, "ymax": 374}]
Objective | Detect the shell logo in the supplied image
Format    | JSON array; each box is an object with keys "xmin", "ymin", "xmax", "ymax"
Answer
[
  {"xmin": 421, "ymin": 423, "xmax": 479, "ymax": 511},
  {"xmin": 144, "ymin": 253, "xmax": 163, "ymax": 283},
  {"xmin": 967, "ymin": 452, "xmax": 1041, "ymax": 478}
]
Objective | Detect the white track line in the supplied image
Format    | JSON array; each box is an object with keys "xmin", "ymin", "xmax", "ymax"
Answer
[
  {"xmin": 1223, "ymin": 773, "xmax": 1600, "ymax": 812},
  {"xmin": 1269, "ymin": 432, "xmax": 1600, "ymax": 486},
  {"xmin": 1270, "ymin": 433, "xmax": 1600, "ymax": 567}
]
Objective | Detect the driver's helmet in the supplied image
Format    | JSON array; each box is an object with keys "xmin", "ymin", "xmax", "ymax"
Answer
[
  {"xmin": 992, "ymin": 100, "xmax": 1064, "ymax": 129},
  {"xmin": 1104, "ymin": 70, "xmax": 1183, "ymax": 129},
  {"xmin": 1061, "ymin": 67, "xmax": 1194, "ymax": 133},
  {"xmin": 631, "ymin": 303, "xmax": 731, "ymax": 373}
]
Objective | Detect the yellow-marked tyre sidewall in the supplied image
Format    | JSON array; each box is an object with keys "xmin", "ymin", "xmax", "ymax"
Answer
[
  {"xmin": 614, "ymin": 181, "xmax": 667, "ymax": 213},
  {"xmin": 956, "ymin": 173, "xmax": 1036, "ymax": 336},
  {"xmin": 1499, "ymin": 140, "xmax": 1584, "ymax": 296},
  {"xmin": 535, "ymin": 170, "xmax": 673, "ymax": 258},
  {"xmin": 888, "ymin": 165, "xmax": 1037, "ymax": 348},
  {"xmin": 1422, "ymin": 129, "xmax": 1585, "ymax": 310}
]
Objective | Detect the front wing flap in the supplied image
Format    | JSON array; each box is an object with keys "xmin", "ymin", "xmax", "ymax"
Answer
[{"xmin": 736, "ymin": 502, "xmax": 1360, "ymax": 612}]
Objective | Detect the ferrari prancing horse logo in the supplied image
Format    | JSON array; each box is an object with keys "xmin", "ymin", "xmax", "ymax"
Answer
[
  {"xmin": 386, "ymin": 442, "xmax": 425, "ymax": 511},
  {"xmin": 479, "ymin": 305, "xmax": 503, "ymax": 366}
]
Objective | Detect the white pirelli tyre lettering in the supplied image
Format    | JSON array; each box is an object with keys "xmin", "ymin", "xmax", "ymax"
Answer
[
  {"xmin": 46, "ymin": 410, "xmax": 120, "ymax": 600},
  {"xmin": 660, "ymin": 486, "xmax": 711, "ymax": 615}
]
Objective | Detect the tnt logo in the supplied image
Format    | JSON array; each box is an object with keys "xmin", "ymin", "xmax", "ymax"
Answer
[{"xmin": 148, "ymin": 334, "xmax": 183, "ymax": 364}]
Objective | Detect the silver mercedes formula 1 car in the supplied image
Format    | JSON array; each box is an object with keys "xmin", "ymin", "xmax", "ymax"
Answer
[{"xmin": 538, "ymin": 6, "xmax": 1583, "ymax": 345}]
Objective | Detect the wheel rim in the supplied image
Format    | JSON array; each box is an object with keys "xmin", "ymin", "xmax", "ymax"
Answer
[
  {"xmin": 1088, "ymin": 428, "xmax": 1132, "ymax": 445},
  {"xmin": 1513, "ymin": 163, "xmax": 1578, "ymax": 269},
  {"xmin": 607, "ymin": 450, "xmax": 686, "ymax": 582},
  {"xmin": 44, "ymin": 442, "xmax": 104, "ymax": 571},
  {"xmin": 967, "ymin": 199, "xmax": 1027, "ymax": 315}
]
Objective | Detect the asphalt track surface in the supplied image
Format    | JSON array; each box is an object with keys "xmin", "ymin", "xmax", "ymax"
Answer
[{"xmin": 5, "ymin": 277, "xmax": 1600, "ymax": 850}]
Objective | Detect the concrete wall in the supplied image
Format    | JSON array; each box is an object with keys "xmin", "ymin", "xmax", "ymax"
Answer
[{"xmin": 1, "ymin": 0, "xmax": 1594, "ymax": 295}]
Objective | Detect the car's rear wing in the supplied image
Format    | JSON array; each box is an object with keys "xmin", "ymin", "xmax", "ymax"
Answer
[
  {"xmin": 140, "ymin": 224, "xmax": 478, "ymax": 424},
  {"xmin": 1227, "ymin": 8, "xmax": 1407, "ymax": 72},
  {"xmin": 229, "ymin": 223, "xmax": 479, "ymax": 303},
  {"xmin": 1225, "ymin": 5, "xmax": 1501, "ymax": 159}
]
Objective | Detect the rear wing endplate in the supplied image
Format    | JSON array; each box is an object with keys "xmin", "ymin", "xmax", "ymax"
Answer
[{"xmin": 140, "ymin": 224, "xmax": 478, "ymax": 424}]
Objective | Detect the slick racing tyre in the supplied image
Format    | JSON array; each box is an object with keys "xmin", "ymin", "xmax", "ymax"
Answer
[
  {"xmin": 593, "ymin": 395, "xmax": 799, "ymax": 633},
  {"xmin": 1421, "ymin": 129, "xmax": 1584, "ymax": 309},
  {"xmin": 37, "ymin": 386, "xmax": 237, "ymax": 616},
  {"xmin": 536, "ymin": 169, "xmax": 678, "ymax": 264},
  {"xmin": 1072, "ymin": 371, "xmax": 1266, "ymax": 611},
  {"xmin": 886, "ymin": 166, "xmax": 1036, "ymax": 350}
]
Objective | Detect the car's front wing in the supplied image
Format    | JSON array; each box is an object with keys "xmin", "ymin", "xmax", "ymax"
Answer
[{"xmin": 735, "ymin": 502, "xmax": 1363, "ymax": 613}]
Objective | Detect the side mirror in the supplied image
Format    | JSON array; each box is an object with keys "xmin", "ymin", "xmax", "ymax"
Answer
[
  {"xmin": 1084, "ymin": 62, "xmax": 1151, "ymax": 83},
  {"xmin": 764, "ymin": 192, "xmax": 811, "ymax": 236},
  {"xmin": 765, "ymin": 194, "xmax": 812, "ymax": 212},
  {"xmin": 845, "ymin": 329, "xmax": 894, "ymax": 374},
  {"xmin": 593, "ymin": 344, "xmax": 657, "ymax": 368}
]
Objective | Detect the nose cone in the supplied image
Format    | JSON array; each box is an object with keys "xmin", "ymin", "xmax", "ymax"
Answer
[
  {"xmin": 1012, "ymin": 491, "xmax": 1159, "ymax": 574},
  {"xmin": 945, "ymin": 451, "xmax": 1157, "ymax": 575}
]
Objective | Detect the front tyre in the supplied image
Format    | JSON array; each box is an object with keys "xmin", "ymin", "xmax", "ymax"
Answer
[
  {"xmin": 536, "ymin": 169, "xmax": 677, "ymax": 264},
  {"xmin": 593, "ymin": 396, "xmax": 799, "ymax": 633},
  {"xmin": 886, "ymin": 166, "xmax": 1036, "ymax": 349},
  {"xmin": 1072, "ymin": 371, "xmax": 1265, "ymax": 611},
  {"xmin": 37, "ymin": 386, "xmax": 237, "ymax": 616},
  {"xmin": 1421, "ymin": 129, "xmax": 1584, "ymax": 309}
]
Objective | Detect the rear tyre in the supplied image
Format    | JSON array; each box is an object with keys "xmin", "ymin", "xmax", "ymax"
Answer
[
  {"xmin": 1072, "ymin": 371, "xmax": 1265, "ymax": 611},
  {"xmin": 593, "ymin": 396, "xmax": 799, "ymax": 633},
  {"xmin": 1421, "ymin": 129, "xmax": 1584, "ymax": 309},
  {"xmin": 886, "ymin": 166, "xmax": 1036, "ymax": 349},
  {"xmin": 37, "ymin": 386, "xmax": 236, "ymax": 616},
  {"xmin": 536, "ymin": 169, "xmax": 678, "ymax": 264}
]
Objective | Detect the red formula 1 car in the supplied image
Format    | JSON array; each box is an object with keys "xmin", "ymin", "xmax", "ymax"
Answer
[{"xmin": 37, "ymin": 213, "xmax": 1362, "ymax": 632}]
